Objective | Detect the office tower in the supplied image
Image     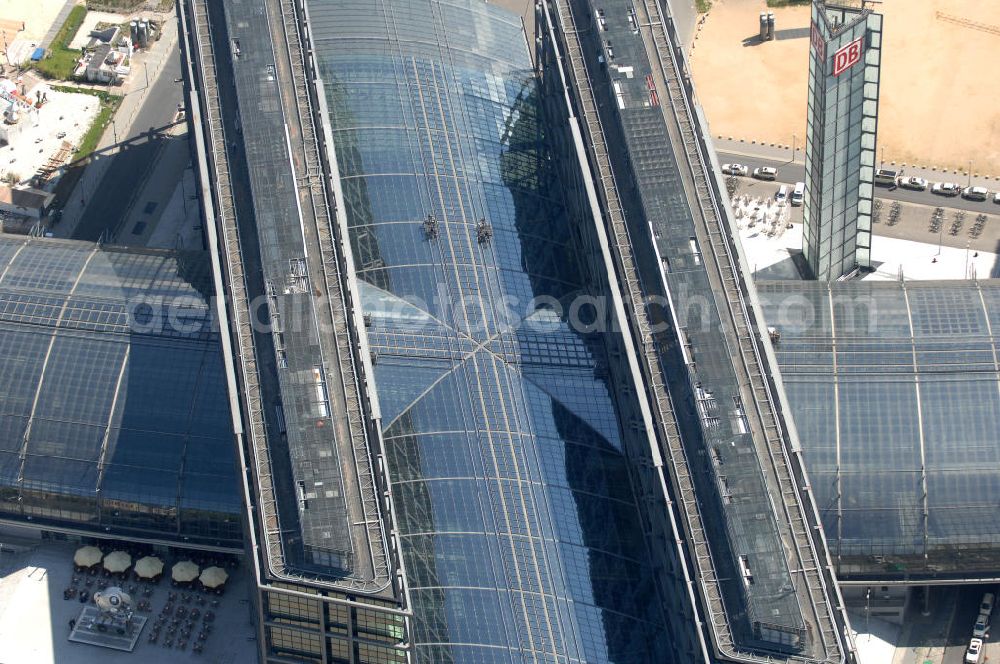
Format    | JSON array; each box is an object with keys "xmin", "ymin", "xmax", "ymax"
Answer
[{"xmin": 803, "ymin": 0, "xmax": 883, "ymax": 280}]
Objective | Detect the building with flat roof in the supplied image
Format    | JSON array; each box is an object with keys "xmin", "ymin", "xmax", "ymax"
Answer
[
  {"xmin": 540, "ymin": 0, "xmax": 857, "ymax": 659},
  {"xmin": 0, "ymin": 184, "xmax": 54, "ymax": 218},
  {"xmin": 803, "ymin": 0, "xmax": 883, "ymax": 280}
]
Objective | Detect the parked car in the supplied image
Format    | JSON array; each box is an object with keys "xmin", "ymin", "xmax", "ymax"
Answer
[
  {"xmin": 753, "ymin": 166, "xmax": 778, "ymax": 181},
  {"xmin": 932, "ymin": 182, "xmax": 961, "ymax": 197},
  {"xmin": 963, "ymin": 186, "xmax": 989, "ymax": 201},
  {"xmin": 966, "ymin": 637, "xmax": 983, "ymax": 663},
  {"xmin": 973, "ymin": 613, "xmax": 990, "ymax": 639},
  {"xmin": 722, "ymin": 163, "xmax": 749, "ymax": 177},
  {"xmin": 775, "ymin": 185, "xmax": 788, "ymax": 204},
  {"xmin": 994, "ymin": 191, "xmax": 1000, "ymax": 204},
  {"xmin": 980, "ymin": 592, "xmax": 995, "ymax": 616},
  {"xmin": 897, "ymin": 176, "xmax": 928, "ymax": 191}
]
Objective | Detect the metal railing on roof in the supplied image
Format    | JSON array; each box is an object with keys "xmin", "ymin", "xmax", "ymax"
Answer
[
  {"xmin": 187, "ymin": 0, "xmax": 278, "ymax": 573},
  {"xmin": 186, "ymin": 0, "xmax": 393, "ymax": 596},
  {"xmin": 635, "ymin": 0, "xmax": 853, "ymax": 659},
  {"xmin": 546, "ymin": 0, "xmax": 854, "ymax": 660},
  {"xmin": 271, "ymin": 0, "xmax": 392, "ymax": 594}
]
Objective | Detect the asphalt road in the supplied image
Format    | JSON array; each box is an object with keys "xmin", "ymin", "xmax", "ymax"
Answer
[
  {"xmin": 943, "ymin": 585, "xmax": 997, "ymax": 664},
  {"xmin": 72, "ymin": 44, "xmax": 184, "ymax": 242},
  {"xmin": 718, "ymin": 151, "xmax": 1000, "ymax": 214}
]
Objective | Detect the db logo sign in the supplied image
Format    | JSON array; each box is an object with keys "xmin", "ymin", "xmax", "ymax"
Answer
[{"xmin": 833, "ymin": 37, "xmax": 863, "ymax": 76}]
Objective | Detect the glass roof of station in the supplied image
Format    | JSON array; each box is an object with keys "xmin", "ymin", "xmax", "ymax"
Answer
[
  {"xmin": 758, "ymin": 279, "xmax": 1000, "ymax": 578},
  {"xmin": 308, "ymin": 0, "xmax": 675, "ymax": 658},
  {"xmin": 0, "ymin": 237, "xmax": 242, "ymax": 548}
]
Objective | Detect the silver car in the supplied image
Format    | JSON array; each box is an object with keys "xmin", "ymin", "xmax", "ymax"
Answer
[
  {"xmin": 897, "ymin": 176, "xmax": 927, "ymax": 191},
  {"xmin": 753, "ymin": 166, "xmax": 778, "ymax": 181},
  {"xmin": 932, "ymin": 182, "xmax": 961, "ymax": 197},
  {"xmin": 973, "ymin": 613, "xmax": 989, "ymax": 639}
]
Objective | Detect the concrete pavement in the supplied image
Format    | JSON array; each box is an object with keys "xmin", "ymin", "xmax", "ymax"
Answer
[
  {"xmin": 664, "ymin": 0, "xmax": 702, "ymax": 48},
  {"xmin": 38, "ymin": 0, "xmax": 75, "ymax": 50},
  {"xmin": 116, "ymin": 129, "xmax": 191, "ymax": 247},
  {"xmin": 53, "ymin": 9, "xmax": 181, "ymax": 241}
]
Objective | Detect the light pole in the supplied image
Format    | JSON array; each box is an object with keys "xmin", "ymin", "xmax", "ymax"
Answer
[
  {"xmin": 880, "ymin": 146, "xmax": 885, "ymax": 170},
  {"xmin": 968, "ymin": 159, "xmax": 973, "ymax": 187},
  {"xmin": 144, "ymin": 62, "xmax": 149, "ymax": 89},
  {"xmin": 865, "ymin": 587, "xmax": 871, "ymax": 638},
  {"xmin": 180, "ymin": 167, "xmax": 189, "ymax": 218},
  {"xmin": 79, "ymin": 171, "xmax": 88, "ymax": 209}
]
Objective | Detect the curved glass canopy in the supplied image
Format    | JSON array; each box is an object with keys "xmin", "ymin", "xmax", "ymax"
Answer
[
  {"xmin": 309, "ymin": 0, "xmax": 674, "ymax": 659},
  {"xmin": 0, "ymin": 237, "xmax": 242, "ymax": 547},
  {"xmin": 759, "ymin": 279, "xmax": 1000, "ymax": 578}
]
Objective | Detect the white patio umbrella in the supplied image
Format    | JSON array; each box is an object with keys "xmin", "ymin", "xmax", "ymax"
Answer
[
  {"xmin": 74, "ymin": 545, "xmax": 103, "ymax": 568},
  {"xmin": 199, "ymin": 566, "xmax": 229, "ymax": 589},
  {"xmin": 103, "ymin": 550, "xmax": 132, "ymax": 574},
  {"xmin": 171, "ymin": 560, "xmax": 199, "ymax": 583},
  {"xmin": 134, "ymin": 555, "xmax": 164, "ymax": 579}
]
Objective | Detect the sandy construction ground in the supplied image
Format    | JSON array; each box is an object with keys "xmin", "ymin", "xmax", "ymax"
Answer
[
  {"xmin": 0, "ymin": 0, "xmax": 72, "ymax": 41},
  {"xmin": 690, "ymin": 0, "xmax": 1000, "ymax": 174}
]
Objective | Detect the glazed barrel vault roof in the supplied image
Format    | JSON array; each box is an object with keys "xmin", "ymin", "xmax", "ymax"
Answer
[
  {"xmin": 759, "ymin": 278, "xmax": 1000, "ymax": 580},
  {"xmin": 0, "ymin": 236, "xmax": 241, "ymax": 547},
  {"xmin": 310, "ymin": 0, "xmax": 674, "ymax": 659}
]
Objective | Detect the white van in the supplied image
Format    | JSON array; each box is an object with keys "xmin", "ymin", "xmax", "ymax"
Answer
[
  {"xmin": 775, "ymin": 185, "xmax": 788, "ymax": 204},
  {"xmin": 980, "ymin": 592, "xmax": 995, "ymax": 616},
  {"xmin": 791, "ymin": 182, "xmax": 805, "ymax": 206}
]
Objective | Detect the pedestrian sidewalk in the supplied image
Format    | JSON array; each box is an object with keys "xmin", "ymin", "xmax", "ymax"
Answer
[
  {"xmin": 38, "ymin": 0, "xmax": 75, "ymax": 50},
  {"xmin": 712, "ymin": 137, "xmax": 1000, "ymax": 191},
  {"xmin": 53, "ymin": 9, "xmax": 180, "ymax": 240},
  {"xmin": 713, "ymin": 137, "xmax": 802, "ymax": 164}
]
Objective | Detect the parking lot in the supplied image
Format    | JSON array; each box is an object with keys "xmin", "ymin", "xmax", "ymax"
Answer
[
  {"xmin": 724, "ymin": 168, "xmax": 1000, "ymax": 255},
  {"xmin": 719, "ymin": 150, "xmax": 1000, "ymax": 214}
]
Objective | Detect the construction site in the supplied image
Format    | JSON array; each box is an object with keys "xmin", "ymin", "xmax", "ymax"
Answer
[{"xmin": 690, "ymin": 0, "xmax": 1000, "ymax": 174}]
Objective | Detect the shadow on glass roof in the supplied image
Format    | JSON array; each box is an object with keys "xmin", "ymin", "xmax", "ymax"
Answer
[{"xmin": 0, "ymin": 235, "xmax": 241, "ymax": 549}]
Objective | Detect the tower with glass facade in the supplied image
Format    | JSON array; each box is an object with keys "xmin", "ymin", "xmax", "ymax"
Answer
[{"xmin": 803, "ymin": 0, "xmax": 882, "ymax": 280}]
